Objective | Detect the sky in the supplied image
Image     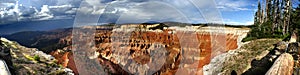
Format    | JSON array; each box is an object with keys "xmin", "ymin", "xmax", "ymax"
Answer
[{"xmin": 0, "ymin": 0, "xmax": 259, "ymax": 26}]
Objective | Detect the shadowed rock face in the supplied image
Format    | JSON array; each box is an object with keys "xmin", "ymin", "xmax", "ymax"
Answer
[
  {"xmin": 0, "ymin": 38, "xmax": 15, "ymax": 75},
  {"xmin": 49, "ymin": 25, "xmax": 249, "ymax": 75}
]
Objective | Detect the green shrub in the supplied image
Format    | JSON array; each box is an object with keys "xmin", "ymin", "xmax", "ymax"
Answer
[
  {"xmin": 242, "ymin": 37, "xmax": 257, "ymax": 42},
  {"xmin": 33, "ymin": 55, "xmax": 40, "ymax": 62}
]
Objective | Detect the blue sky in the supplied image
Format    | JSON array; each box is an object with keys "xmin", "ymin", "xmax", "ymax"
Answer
[{"xmin": 0, "ymin": 0, "xmax": 262, "ymax": 25}]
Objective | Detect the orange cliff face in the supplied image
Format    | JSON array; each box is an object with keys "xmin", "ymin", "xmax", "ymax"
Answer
[
  {"xmin": 50, "ymin": 46, "xmax": 79, "ymax": 75},
  {"xmin": 50, "ymin": 26, "xmax": 249, "ymax": 75}
]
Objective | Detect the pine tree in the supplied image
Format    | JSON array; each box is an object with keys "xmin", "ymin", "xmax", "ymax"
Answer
[
  {"xmin": 244, "ymin": 0, "xmax": 297, "ymax": 41},
  {"xmin": 266, "ymin": 0, "xmax": 269, "ymax": 21},
  {"xmin": 272, "ymin": 0, "xmax": 280, "ymax": 33},
  {"xmin": 266, "ymin": 0, "xmax": 273, "ymax": 21},
  {"xmin": 291, "ymin": 0, "xmax": 300, "ymax": 31},
  {"xmin": 255, "ymin": 11, "xmax": 259, "ymax": 25},
  {"xmin": 282, "ymin": 0, "xmax": 292, "ymax": 35},
  {"xmin": 258, "ymin": 1, "xmax": 263, "ymax": 24}
]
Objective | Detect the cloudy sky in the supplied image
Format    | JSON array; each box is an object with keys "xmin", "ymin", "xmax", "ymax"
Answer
[{"xmin": 0, "ymin": 0, "xmax": 258, "ymax": 26}]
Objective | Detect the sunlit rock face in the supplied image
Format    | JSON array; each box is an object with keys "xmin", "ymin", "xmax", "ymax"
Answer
[
  {"xmin": 50, "ymin": 25, "xmax": 250, "ymax": 75},
  {"xmin": 0, "ymin": 37, "xmax": 74, "ymax": 75},
  {"xmin": 266, "ymin": 53, "xmax": 294, "ymax": 75},
  {"xmin": 203, "ymin": 39, "xmax": 282, "ymax": 75}
]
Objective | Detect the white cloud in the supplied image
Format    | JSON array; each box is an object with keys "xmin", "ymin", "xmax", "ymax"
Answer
[
  {"xmin": 76, "ymin": 0, "xmax": 108, "ymax": 15},
  {"xmin": 0, "ymin": 0, "xmax": 79, "ymax": 24},
  {"xmin": 223, "ymin": 19, "xmax": 253, "ymax": 25},
  {"xmin": 40, "ymin": 5, "xmax": 51, "ymax": 14},
  {"xmin": 74, "ymin": 0, "xmax": 232, "ymax": 24},
  {"xmin": 215, "ymin": 0, "xmax": 253, "ymax": 11},
  {"xmin": 77, "ymin": 0, "xmax": 217, "ymax": 23},
  {"xmin": 49, "ymin": 4, "xmax": 77, "ymax": 15},
  {"xmin": 0, "ymin": 0, "xmax": 255, "ymax": 25},
  {"xmin": 0, "ymin": 0, "xmax": 15, "ymax": 3},
  {"xmin": 116, "ymin": 1, "xmax": 190, "ymax": 24},
  {"xmin": 0, "ymin": 3, "xmax": 14, "ymax": 8}
]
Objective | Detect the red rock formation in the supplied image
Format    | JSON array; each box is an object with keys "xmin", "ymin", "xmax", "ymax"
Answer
[
  {"xmin": 51, "ymin": 49, "xmax": 79, "ymax": 75},
  {"xmin": 50, "ymin": 26, "xmax": 245, "ymax": 75},
  {"xmin": 67, "ymin": 52, "xmax": 78, "ymax": 75}
]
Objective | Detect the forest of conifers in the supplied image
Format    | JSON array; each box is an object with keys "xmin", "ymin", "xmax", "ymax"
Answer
[{"xmin": 244, "ymin": 0, "xmax": 300, "ymax": 42}]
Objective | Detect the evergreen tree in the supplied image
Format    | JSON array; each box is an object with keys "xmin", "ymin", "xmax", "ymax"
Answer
[
  {"xmin": 272, "ymin": 0, "xmax": 280, "ymax": 33},
  {"xmin": 266, "ymin": 0, "xmax": 273, "ymax": 21},
  {"xmin": 282, "ymin": 0, "xmax": 292, "ymax": 35},
  {"xmin": 243, "ymin": 0, "xmax": 296, "ymax": 41},
  {"xmin": 291, "ymin": 1, "xmax": 300, "ymax": 32},
  {"xmin": 257, "ymin": 1, "xmax": 263, "ymax": 25}
]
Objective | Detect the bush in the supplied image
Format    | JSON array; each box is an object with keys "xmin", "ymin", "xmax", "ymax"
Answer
[
  {"xmin": 242, "ymin": 37, "xmax": 257, "ymax": 42},
  {"xmin": 33, "ymin": 55, "xmax": 40, "ymax": 62}
]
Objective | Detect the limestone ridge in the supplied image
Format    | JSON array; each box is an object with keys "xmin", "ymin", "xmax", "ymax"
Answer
[
  {"xmin": 0, "ymin": 37, "xmax": 14, "ymax": 75},
  {"xmin": 0, "ymin": 37, "xmax": 74, "ymax": 75}
]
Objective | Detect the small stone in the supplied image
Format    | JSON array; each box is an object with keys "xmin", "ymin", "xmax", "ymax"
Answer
[
  {"xmin": 269, "ymin": 59, "xmax": 273, "ymax": 62},
  {"xmin": 271, "ymin": 55, "xmax": 277, "ymax": 59},
  {"xmin": 274, "ymin": 50, "xmax": 281, "ymax": 55}
]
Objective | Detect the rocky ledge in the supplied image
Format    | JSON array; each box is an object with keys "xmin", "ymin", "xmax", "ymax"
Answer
[
  {"xmin": 0, "ymin": 37, "xmax": 74, "ymax": 75},
  {"xmin": 203, "ymin": 39, "xmax": 281, "ymax": 75},
  {"xmin": 204, "ymin": 37, "xmax": 300, "ymax": 75}
]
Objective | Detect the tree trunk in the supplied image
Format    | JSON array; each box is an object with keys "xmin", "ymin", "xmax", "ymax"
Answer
[
  {"xmin": 272, "ymin": 0, "xmax": 279, "ymax": 33},
  {"xmin": 283, "ymin": 0, "xmax": 292, "ymax": 35}
]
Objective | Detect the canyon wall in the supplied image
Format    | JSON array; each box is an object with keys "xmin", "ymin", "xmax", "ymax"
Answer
[{"xmin": 51, "ymin": 25, "xmax": 250, "ymax": 75}]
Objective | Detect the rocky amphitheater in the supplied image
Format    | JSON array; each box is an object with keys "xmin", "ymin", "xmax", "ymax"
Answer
[{"xmin": 50, "ymin": 24, "xmax": 250, "ymax": 75}]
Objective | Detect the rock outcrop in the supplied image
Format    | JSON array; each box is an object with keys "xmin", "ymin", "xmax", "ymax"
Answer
[
  {"xmin": 265, "ymin": 53, "xmax": 294, "ymax": 75},
  {"xmin": 203, "ymin": 39, "xmax": 281, "ymax": 75},
  {"xmin": 289, "ymin": 31, "xmax": 298, "ymax": 43},
  {"xmin": 0, "ymin": 37, "xmax": 74, "ymax": 75},
  {"xmin": 0, "ymin": 38, "xmax": 14, "ymax": 75}
]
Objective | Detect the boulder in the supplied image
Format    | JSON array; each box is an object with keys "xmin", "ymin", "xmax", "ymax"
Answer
[
  {"xmin": 289, "ymin": 31, "xmax": 297, "ymax": 43},
  {"xmin": 287, "ymin": 43, "xmax": 300, "ymax": 54},
  {"xmin": 275, "ymin": 41, "xmax": 288, "ymax": 52},
  {"xmin": 266, "ymin": 53, "xmax": 294, "ymax": 75}
]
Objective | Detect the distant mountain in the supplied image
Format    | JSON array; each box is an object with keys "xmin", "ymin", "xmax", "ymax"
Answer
[
  {"xmin": 0, "ymin": 19, "xmax": 74, "ymax": 35},
  {"xmin": 2, "ymin": 28, "xmax": 72, "ymax": 53}
]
